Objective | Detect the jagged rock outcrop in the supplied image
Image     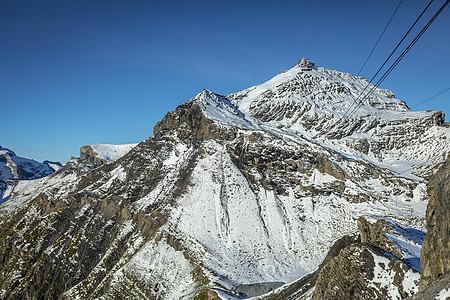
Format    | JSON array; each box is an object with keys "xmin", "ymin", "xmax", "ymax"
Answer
[
  {"xmin": 357, "ymin": 217, "xmax": 424, "ymax": 269},
  {"xmin": 79, "ymin": 144, "xmax": 138, "ymax": 166},
  {"xmin": 260, "ymin": 217, "xmax": 424, "ymax": 300},
  {"xmin": 258, "ymin": 235, "xmax": 356, "ymax": 300},
  {"xmin": 311, "ymin": 217, "xmax": 422, "ymax": 300},
  {"xmin": 420, "ymin": 157, "xmax": 450, "ymax": 290},
  {"xmin": 358, "ymin": 217, "xmax": 399, "ymax": 252},
  {"xmin": 312, "ymin": 243, "xmax": 419, "ymax": 299},
  {"xmin": 154, "ymin": 93, "xmax": 236, "ymax": 142},
  {"xmin": 80, "ymin": 145, "xmax": 108, "ymax": 167}
]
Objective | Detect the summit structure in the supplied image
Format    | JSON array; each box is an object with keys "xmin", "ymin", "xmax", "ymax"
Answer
[{"xmin": 298, "ymin": 58, "xmax": 315, "ymax": 70}]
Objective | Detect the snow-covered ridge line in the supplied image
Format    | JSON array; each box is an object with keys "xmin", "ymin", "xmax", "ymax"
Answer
[
  {"xmin": 191, "ymin": 62, "xmax": 448, "ymax": 179},
  {"xmin": 0, "ymin": 146, "xmax": 57, "ymax": 181},
  {"xmin": 90, "ymin": 143, "xmax": 138, "ymax": 162}
]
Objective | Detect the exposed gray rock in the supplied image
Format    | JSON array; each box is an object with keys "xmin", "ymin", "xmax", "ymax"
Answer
[
  {"xmin": 420, "ymin": 157, "xmax": 450, "ymax": 289},
  {"xmin": 407, "ymin": 273, "xmax": 450, "ymax": 300},
  {"xmin": 312, "ymin": 243, "xmax": 419, "ymax": 300},
  {"xmin": 258, "ymin": 235, "xmax": 356, "ymax": 300},
  {"xmin": 79, "ymin": 145, "xmax": 108, "ymax": 167}
]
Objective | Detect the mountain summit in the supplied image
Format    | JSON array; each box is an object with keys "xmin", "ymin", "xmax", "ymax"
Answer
[{"xmin": 0, "ymin": 62, "xmax": 448, "ymax": 299}]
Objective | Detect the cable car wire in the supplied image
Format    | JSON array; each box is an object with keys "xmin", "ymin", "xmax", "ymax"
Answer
[
  {"xmin": 410, "ymin": 87, "xmax": 450, "ymax": 109},
  {"xmin": 357, "ymin": 0, "xmax": 404, "ymax": 76},
  {"xmin": 346, "ymin": 0, "xmax": 449, "ymax": 120},
  {"xmin": 341, "ymin": 0, "xmax": 434, "ymax": 121}
]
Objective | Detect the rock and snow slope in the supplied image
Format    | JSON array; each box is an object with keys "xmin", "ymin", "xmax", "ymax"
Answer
[
  {"xmin": 82, "ymin": 143, "xmax": 138, "ymax": 163},
  {"xmin": 0, "ymin": 146, "xmax": 56, "ymax": 181},
  {"xmin": 0, "ymin": 146, "xmax": 61, "ymax": 206},
  {"xmin": 0, "ymin": 62, "xmax": 448, "ymax": 299},
  {"xmin": 0, "ymin": 143, "xmax": 136, "ymax": 218}
]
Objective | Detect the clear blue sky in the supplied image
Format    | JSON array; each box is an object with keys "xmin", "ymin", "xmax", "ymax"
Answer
[{"xmin": 2, "ymin": 0, "xmax": 449, "ymax": 163}]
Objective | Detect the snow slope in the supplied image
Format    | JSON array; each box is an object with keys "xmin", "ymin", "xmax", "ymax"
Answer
[{"xmin": 90, "ymin": 143, "xmax": 138, "ymax": 162}]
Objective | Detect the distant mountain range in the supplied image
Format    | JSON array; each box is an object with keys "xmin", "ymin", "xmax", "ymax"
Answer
[
  {"xmin": 0, "ymin": 143, "xmax": 136, "ymax": 210},
  {"xmin": 0, "ymin": 61, "xmax": 448, "ymax": 299},
  {"xmin": 0, "ymin": 146, "xmax": 61, "ymax": 181}
]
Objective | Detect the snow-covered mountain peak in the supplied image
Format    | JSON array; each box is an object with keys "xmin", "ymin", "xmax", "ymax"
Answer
[
  {"xmin": 227, "ymin": 63, "xmax": 420, "ymax": 123},
  {"xmin": 89, "ymin": 143, "xmax": 138, "ymax": 162},
  {"xmin": 191, "ymin": 63, "xmax": 438, "ymax": 138},
  {"xmin": 186, "ymin": 62, "xmax": 448, "ymax": 179},
  {"xmin": 192, "ymin": 88, "xmax": 253, "ymax": 129},
  {"xmin": 0, "ymin": 147, "xmax": 16, "ymax": 158},
  {"xmin": 0, "ymin": 146, "xmax": 55, "ymax": 181}
]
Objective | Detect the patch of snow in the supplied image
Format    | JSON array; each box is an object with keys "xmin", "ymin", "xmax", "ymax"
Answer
[
  {"xmin": 46, "ymin": 162, "xmax": 63, "ymax": 172},
  {"xmin": 90, "ymin": 143, "xmax": 138, "ymax": 162},
  {"xmin": 436, "ymin": 288, "xmax": 450, "ymax": 300},
  {"xmin": 163, "ymin": 143, "xmax": 188, "ymax": 166},
  {"xmin": 370, "ymin": 248, "xmax": 419, "ymax": 299},
  {"xmin": 106, "ymin": 238, "xmax": 196, "ymax": 300}
]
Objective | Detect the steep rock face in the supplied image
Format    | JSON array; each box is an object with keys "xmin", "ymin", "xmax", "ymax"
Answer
[
  {"xmin": 80, "ymin": 144, "xmax": 138, "ymax": 166},
  {"xmin": 358, "ymin": 217, "xmax": 424, "ymax": 270},
  {"xmin": 153, "ymin": 93, "xmax": 237, "ymax": 142},
  {"xmin": 420, "ymin": 157, "xmax": 450, "ymax": 289},
  {"xmin": 262, "ymin": 217, "xmax": 424, "ymax": 300},
  {"xmin": 257, "ymin": 235, "xmax": 357, "ymax": 300},
  {"xmin": 408, "ymin": 274, "xmax": 450, "ymax": 300},
  {"xmin": 80, "ymin": 145, "xmax": 109, "ymax": 167}
]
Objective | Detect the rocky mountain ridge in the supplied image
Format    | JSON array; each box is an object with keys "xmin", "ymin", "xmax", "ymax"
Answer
[
  {"xmin": 0, "ymin": 143, "xmax": 136, "ymax": 219},
  {"xmin": 0, "ymin": 146, "xmax": 60, "ymax": 181},
  {"xmin": 0, "ymin": 62, "xmax": 448, "ymax": 299}
]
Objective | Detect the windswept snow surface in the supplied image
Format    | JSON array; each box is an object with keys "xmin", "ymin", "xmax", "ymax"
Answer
[{"xmin": 90, "ymin": 143, "xmax": 138, "ymax": 162}]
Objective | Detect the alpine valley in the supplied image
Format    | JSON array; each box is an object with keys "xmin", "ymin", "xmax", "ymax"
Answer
[{"xmin": 1, "ymin": 61, "xmax": 449, "ymax": 299}]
